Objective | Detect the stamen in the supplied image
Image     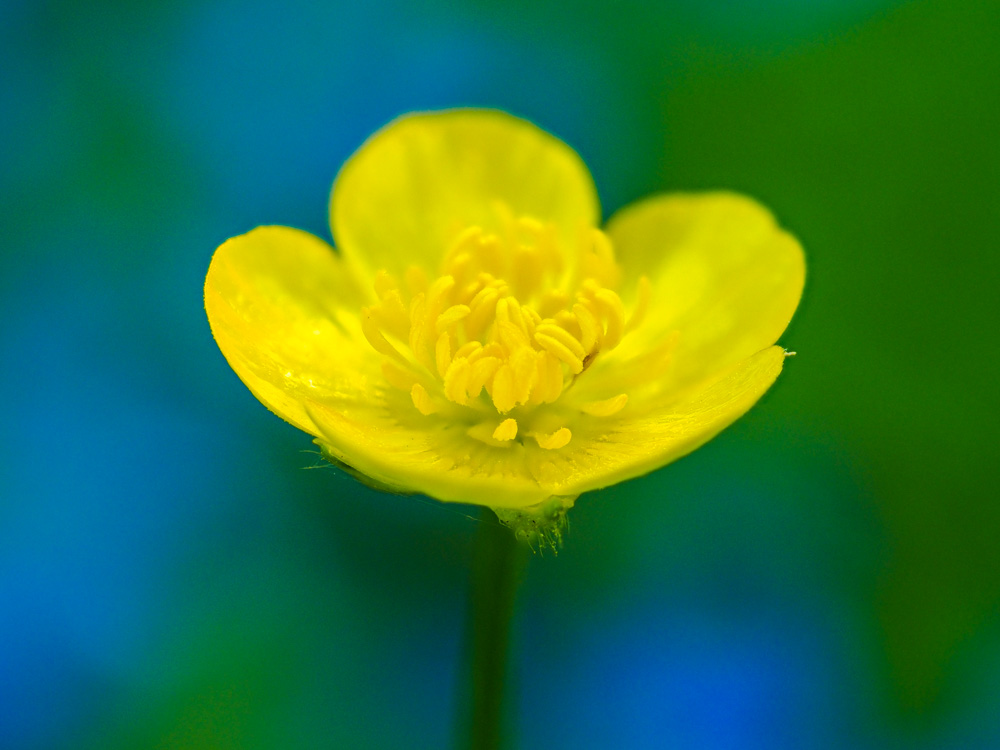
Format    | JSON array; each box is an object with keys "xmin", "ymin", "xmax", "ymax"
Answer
[
  {"xmin": 573, "ymin": 302, "xmax": 600, "ymax": 352},
  {"xmin": 472, "ymin": 342, "xmax": 503, "ymax": 361},
  {"xmin": 534, "ymin": 330, "xmax": 584, "ymax": 373},
  {"xmin": 496, "ymin": 320, "xmax": 530, "ymax": 353},
  {"xmin": 493, "ymin": 418, "xmax": 518, "ymax": 441},
  {"xmin": 454, "ymin": 340, "xmax": 483, "ymax": 360},
  {"xmin": 530, "ymin": 351, "xmax": 564, "ymax": 404},
  {"xmin": 522, "ymin": 306, "xmax": 542, "ymax": 326},
  {"xmin": 534, "ymin": 322, "xmax": 586, "ymax": 360},
  {"xmin": 361, "ymin": 307, "xmax": 406, "ymax": 362},
  {"xmin": 435, "ymin": 332, "xmax": 452, "ymax": 378},
  {"xmin": 443, "ymin": 358, "xmax": 472, "ymax": 405},
  {"xmin": 435, "ymin": 304, "xmax": 470, "ymax": 335},
  {"xmin": 466, "ymin": 286, "xmax": 501, "ymax": 337},
  {"xmin": 407, "ymin": 292, "xmax": 427, "ymax": 360},
  {"xmin": 448, "ymin": 252, "xmax": 473, "ymax": 287},
  {"xmin": 374, "ymin": 289, "xmax": 410, "ymax": 339},
  {"xmin": 361, "ymin": 207, "xmax": 652, "ymax": 449},
  {"xmin": 468, "ymin": 356, "xmax": 501, "ymax": 399},
  {"xmin": 595, "ymin": 289, "xmax": 625, "ymax": 349},
  {"xmin": 505, "ymin": 297, "xmax": 528, "ymax": 335},
  {"xmin": 491, "ymin": 364, "xmax": 516, "ymax": 413},
  {"xmin": 445, "ymin": 225, "xmax": 483, "ymax": 265},
  {"xmin": 580, "ymin": 393, "xmax": 628, "ymax": 417},
  {"xmin": 467, "ymin": 420, "xmax": 515, "ymax": 447},
  {"xmin": 495, "ymin": 296, "xmax": 511, "ymax": 325},
  {"xmin": 510, "ymin": 348, "xmax": 538, "ymax": 404},
  {"xmin": 533, "ymin": 427, "xmax": 572, "ymax": 450},
  {"xmin": 427, "ymin": 275, "xmax": 456, "ymax": 312},
  {"xmin": 410, "ymin": 383, "xmax": 437, "ymax": 415}
]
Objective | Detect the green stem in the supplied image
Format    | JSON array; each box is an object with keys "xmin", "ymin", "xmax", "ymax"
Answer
[{"xmin": 464, "ymin": 508, "xmax": 526, "ymax": 750}]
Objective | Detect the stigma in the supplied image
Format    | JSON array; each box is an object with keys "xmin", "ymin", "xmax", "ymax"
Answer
[{"xmin": 360, "ymin": 208, "xmax": 648, "ymax": 450}]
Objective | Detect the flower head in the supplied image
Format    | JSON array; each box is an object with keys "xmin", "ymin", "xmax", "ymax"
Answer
[{"xmin": 205, "ymin": 110, "xmax": 804, "ymax": 521}]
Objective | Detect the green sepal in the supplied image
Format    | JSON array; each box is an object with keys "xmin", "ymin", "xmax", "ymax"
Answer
[
  {"xmin": 315, "ymin": 439, "xmax": 414, "ymax": 496},
  {"xmin": 493, "ymin": 496, "xmax": 576, "ymax": 554}
]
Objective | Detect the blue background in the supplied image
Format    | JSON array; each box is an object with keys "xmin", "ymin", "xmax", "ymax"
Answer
[{"xmin": 3, "ymin": 0, "xmax": 1000, "ymax": 747}]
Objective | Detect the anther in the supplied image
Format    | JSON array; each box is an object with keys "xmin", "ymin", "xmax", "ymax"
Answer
[
  {"xmin": 580, "ymin": 393, "xmax": 628, "ymax": 417},
  {"xmin": 595, "ymin": 289, "xmax": 625, "ymax": 349},
  {"xmin": 375, "ymin": 289, "xmax": 409, "ymax": 339},
  {"xmin": 534, "ymin": 323, "xmax": 586, "ymax": 360},
  {"xmin": 435, "ymin": 304, "xmax": 470, "ymax": 335},
  {"xmin": 534, "ymin": 331, "xmax": 584, "ymax": 374},
  {"xmin": 573, "ymin": 302, "xmax": 600, "ymax": 352},
  {"xmin": 530, "ymin": 351, "xmax": 564, "ymax": 404},
  {"xmin": 443, "ymin": 357, "xmax": 472, "ymax": 405},
  {"xmin": 361, "ymin": 307, "xmax": 406, "ymax": 362},
  {"xmin": 454, "ymin": 341, "xmax": 483, "ymax": 360},
  {"xmin": 533, "ymin": 427, "xmax": 572, "ymax": 450},
  {"xmin": 491, "ymin": 364, "xmax": 517, "ymax": 413},
  {"xmin": 497, "ymin": 320, "xmax": 530, "ymax": 353},
  {"xmin": 410, "ymin": 383, "xmax": 438, "ymax": 415},
  {"xmin": 435, "ymin": 332, "xmax": 452, "ymax": 378},
  {"xmin": 493, "ymin": 418, "xmax": 518, "ymax": 441},
  {"xmin": 469, "ymin": 356, "xmax": 501, "ymax": 399}
]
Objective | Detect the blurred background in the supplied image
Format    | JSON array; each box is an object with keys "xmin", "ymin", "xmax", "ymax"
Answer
[{"xmin": 3, "ymin": 0, "xmax": 999, "ymax": 747}]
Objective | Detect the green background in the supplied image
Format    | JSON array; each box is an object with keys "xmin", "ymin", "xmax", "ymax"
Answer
[{"xmin": 3, "ymin": 0, "xmax": 999, "ymax": 747}]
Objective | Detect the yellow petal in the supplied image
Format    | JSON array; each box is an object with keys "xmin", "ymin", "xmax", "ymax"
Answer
[
  {"xmin": 606, "ymin": 192, "xmax": 805, "ymax": 390},
  {"xmin": 331, "ymin": 109, "xmax": 600, "ymax": 279},
  {"xmin": 204, "ymin": 225, "xmax": 372, "ymax": 437},
  {"xmin": 305, "ymin": 393, "xmax": 551, "ymax": 508},
  {"xmin": 528, "ymin": 346, "xmax": 787, "ymax": 496}
]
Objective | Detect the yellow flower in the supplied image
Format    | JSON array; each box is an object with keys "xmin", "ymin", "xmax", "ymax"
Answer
[{"xmin": 205, "ymin": 109, "xmax": 804, "ymax": 523}]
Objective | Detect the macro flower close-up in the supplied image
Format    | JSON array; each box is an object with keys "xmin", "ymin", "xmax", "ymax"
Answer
[
  {"xmin": 11, "ymin": 0, "xmax": 1000, "ymax": 745},
  {"xmin": 204, "ymin": 109, "xmax": 805, "ymax": 520}
]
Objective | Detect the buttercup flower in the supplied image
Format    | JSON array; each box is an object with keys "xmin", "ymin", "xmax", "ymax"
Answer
[{"xmin": 205, "ymin": 110, "xmax": 804, "ymax": 528}]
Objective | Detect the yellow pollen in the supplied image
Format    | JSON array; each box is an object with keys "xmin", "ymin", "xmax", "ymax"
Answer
[
  {"xmin": 454, "ymin": 340, "xmax": 483, "ymax": 360},
  {"xmin": 594, "ymin": 288, "xmax": 625, "ymax": 349},
  {"xmin": 533, "ymin": 427, "xmax": 572, "ymax": 450},
  {"xmin": 435, "ymin": 304, "xmax": 471, "ymax": 335},
  {"xmin": 493, "ymin": 418, "xmax": 518, "ymax": 441},
  {"xmin": 534, "ymin": 322, "xmax": 586, "ymax": 359},
  {"xmin": 469, "ymin": 356, "xmax": 501, "ymax": 398},
  {"xmin": 533, "ymin": 330, "xmax": 584, "ymax": 373},
  {"xmin": 572, "ymin": 302, "xmax": 600, "ymax": 352},
  {"xmin": 443, "ymin": 357, "xmax": 473, "ymax": 405},
  {"xmin": 491, "ymin": 363, "xmax": 517, "ymax": 413},
  {"xmin": 361, "ymin": 307, "xmax": 405, "ymax": 361},
  {"xmin": 359, "ymin": 208, "xmax": 653, "ymax": 448},
  {"xmin": 410, "ymin": 383, "xmax": 437, "ymax": 415},
  {"xmin": 435, "ymin": 332, "xmax": 452, "ymax": 377}
]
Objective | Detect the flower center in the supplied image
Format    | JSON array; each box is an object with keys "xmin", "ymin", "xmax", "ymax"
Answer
[{"xmin": 359, "ymin": 206, "xmax": 650, "ymax": 450}]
